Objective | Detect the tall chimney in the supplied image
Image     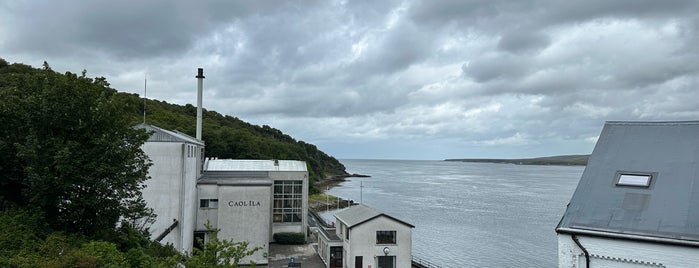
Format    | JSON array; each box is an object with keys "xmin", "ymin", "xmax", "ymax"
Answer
[{"xmin": 196, "ymin": 68, "xmax": 205, "ymax": 140}]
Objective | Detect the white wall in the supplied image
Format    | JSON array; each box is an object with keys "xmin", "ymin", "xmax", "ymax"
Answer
[
  {"xmin": 343, "ymin": 216, "xmax": 412, "ymax": 268},
  {"xmin": 558, "ymin": 233, "xmax": 699, "ymax": 267},
  {"xmin": 196, "ymin": 184, "xmax": 219, "ymax": 230},
  {"xmin": 142, "ymin": 142, "xmax": 185, "ymax": 251},
  {"xmin": 180, "ymin": 143, "xmax": 200, "ymax": 254},
  {"xmin": 142, "ymin": 142, "xmax": 200, "ymax": 254},
  {"xmin": 217, "ymin": 185, "xmax": 272, "ymax": 265}
]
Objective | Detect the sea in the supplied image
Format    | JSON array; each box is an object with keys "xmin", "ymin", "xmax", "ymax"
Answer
[{"xmin": 320, "ymin": 159, "xmax": 584, "ymax": 268}]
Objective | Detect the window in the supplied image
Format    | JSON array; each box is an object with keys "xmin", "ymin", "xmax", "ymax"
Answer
[
  {"xmin": 616, "ymin": 173, "xmax": 652, "ymax": 187},
  {"xmin": 199, "ymin": 199, "xmax": 218, "ymax": 209},
  {"xmin": 345, "ymin": 228, "xmax": 349, "ymax": 240},
  {"xmin": 376, "ymin": 231, "xmax": 396, "ymax": 244},
  {"xmin": 377, "ymin": 256, "xmax": 395, "ymax": 268},
  {"xmin": 193, "ymin": 231, "xmax": 206, "ymax": 250},
  {"xmin": 273, "ymin": 180, "xmax": 303, "ymax": 222}
]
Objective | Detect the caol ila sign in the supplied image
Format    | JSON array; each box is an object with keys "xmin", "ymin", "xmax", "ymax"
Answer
[{"xmin": 228, "ymin": 200, "xmax": 261, "ymax": 207}]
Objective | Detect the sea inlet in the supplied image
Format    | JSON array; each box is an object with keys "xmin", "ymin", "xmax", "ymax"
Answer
[{"xmin": 321, "ymin": 159, "xmax": 583, "ymax": 267}]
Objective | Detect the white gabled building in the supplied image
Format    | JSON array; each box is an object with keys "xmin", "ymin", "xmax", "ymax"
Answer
[
  {"xmin": 136, "ymin": 123, "xmax": 204, "ymax": 254},
  {"xmin": 327, "ymin": 204, "xmax": 414, "ymax": 268},
  {"xmin": 556, "ymin": 121, "xmax": 699, "ymax": 267}
]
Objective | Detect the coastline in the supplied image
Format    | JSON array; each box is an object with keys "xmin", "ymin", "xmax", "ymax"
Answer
[{"xmin": 310, "ymin": 173, "xmax": 369, "ymax": 211}]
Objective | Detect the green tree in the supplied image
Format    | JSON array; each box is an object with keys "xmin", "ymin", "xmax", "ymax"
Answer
[
  {"xmin": 0, "ymin": 61, "xmax": 153, "ymax": 238},
  {"xmin": 184, "ymin": 223, "xmax": 261, "ymax": 268}
]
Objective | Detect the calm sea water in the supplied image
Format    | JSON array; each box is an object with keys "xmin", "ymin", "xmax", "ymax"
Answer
[{"xmin": 320, "ymin": 159, "xmax": 583, "ymax": 268}]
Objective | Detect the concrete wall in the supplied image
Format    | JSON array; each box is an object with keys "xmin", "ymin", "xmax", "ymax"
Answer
[
  {"xmin": 558, "ymin": 233, "xmax": 699, "ymax": 267},
  {"xmin": 217, "ymin": 185, "xmax": 272, "ymax": 265},
  {"xmin": 142, "ymin": 141, "xmax": 200, "ymax": 253},
  {"xmin": 142, "ymin": 142, "xmax": 188, "ymax": 251},
  {"xmin": 342, "ymin": 216, "xmax": 412, "ymax": 268},
  {"xmin": 180, "ymin": 143, "xmax": 200, "ymax": 254},
  {"xmin": 196, "ymin": 184, "xmax": 219, "ymax": 229}
]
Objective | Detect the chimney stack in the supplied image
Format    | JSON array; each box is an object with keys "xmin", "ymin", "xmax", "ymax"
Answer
[{"xmin": 196, "ymin": 68, "xmax": 205, "ymax": 140}]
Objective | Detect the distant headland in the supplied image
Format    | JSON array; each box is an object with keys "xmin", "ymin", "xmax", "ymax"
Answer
[{"xmin": 445, "ymin": 154, "xmax": 589, "ymax": 166}]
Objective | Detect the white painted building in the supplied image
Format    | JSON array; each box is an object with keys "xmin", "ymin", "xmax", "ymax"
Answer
[
  {"xmin": 136, "ymin": 123, "xmax": 204, "ymax": 253},
  {"xmin": 316, "ymin": 224, "xmax": 343, "ymax": 268},
  {"xmin": 196, "ymin": 159, "xmax": 309, "ymax": 265},
  {"xmin": 321, "ymin": 204, "xmax": 414, "ymax": 268},
  {"xmin": 556, "ymin": 121, "xmax": 699, "ymax": 267}
]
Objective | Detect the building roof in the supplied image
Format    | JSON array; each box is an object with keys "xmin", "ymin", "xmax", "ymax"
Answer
[
  {"xmin": 205, "ymin": 159, "xmax": 307, "ymax": 172},
  {"xmin": 134, "ymin": 123, "xmax": 204, "ymax": 146},
  {"xmin": 556, "ymin": 121, "xmax": 699, "ymax": 243},
  {"xmin": 198, "ymin": 171, "xmax": 273, "ymax": 186},
  {"xmin": 335, "ymin": 204, "xmax": 414, "ymax": 229}
]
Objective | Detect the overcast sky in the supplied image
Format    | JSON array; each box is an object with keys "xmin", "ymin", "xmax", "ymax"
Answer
[{"xmin": 1, "ymin": 1, "xmax": 698, "ymax": 160}]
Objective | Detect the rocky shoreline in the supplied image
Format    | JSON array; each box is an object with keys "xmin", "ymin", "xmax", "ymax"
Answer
[
  {"xmin": 314, "ymin": 173, "xmax": 370, "ymax": 189},
  {"xmin": 310, "ymin": 173, "xmax": 370, "ymax": 212}
]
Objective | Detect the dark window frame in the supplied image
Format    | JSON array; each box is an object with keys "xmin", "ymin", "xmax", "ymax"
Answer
[
  {"xmin": 376, "ymin": 230, "xmax": 396, "ymax": 245},
  {"xmin": 199, "ymin": 199, "xmax": 218, "ymax": 209},
  {"xmin": 377, "ymin": 256, "xmax": 396, "ymax": 268},
  {"xmin": 273, "ymin": 180, "xmax": 303, "ymax": 223}
]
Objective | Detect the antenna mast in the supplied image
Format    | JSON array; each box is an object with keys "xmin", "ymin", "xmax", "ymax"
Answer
[
  {"xmin": 143, "ymin": 74, "xmax": 147, "ymax": 124},
  {"xmin": 360, "ymin": 181, "xmax": 363, "ymax": 204}
]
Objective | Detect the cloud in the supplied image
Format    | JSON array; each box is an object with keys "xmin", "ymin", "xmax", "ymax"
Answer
[{"xmin": 1, "ymin": 0, "xmax": 698, "ymax": 159}]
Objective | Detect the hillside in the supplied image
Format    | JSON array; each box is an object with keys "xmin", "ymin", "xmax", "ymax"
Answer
[
  {"xmin": 0, "ymin": 59, "xmax": 348, "ymax": 192},
  {"xmin": 445, "ymin": 154, "xmax": 589, "ymax": 166}
]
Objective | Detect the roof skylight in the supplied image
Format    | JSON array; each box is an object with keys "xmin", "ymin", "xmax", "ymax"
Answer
[{"xmin": 617, "ymin": 174, "xmax": 652, "ymax": 187}]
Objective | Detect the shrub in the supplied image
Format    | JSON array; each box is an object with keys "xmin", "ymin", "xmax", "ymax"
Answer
[{"xmin": 273, "ymin": 232, "xmax": 305, "ymax": 245}]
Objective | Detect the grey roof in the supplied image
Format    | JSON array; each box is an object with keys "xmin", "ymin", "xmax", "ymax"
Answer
[
  {"xmin": 335, "ymin": 204, "xmax": 414, "ymax": 229},
  {"xmin": 198, "ymin": 170, "xmax": 273, "ymax": 186},
  {"xmin": 134, "ymin": 123, "xmax": 204, "ymax": 146},
  {"xmin": 557, "ymin": 121, "xmax": 699, "ymax": 243},
  {"xmin": 205, "ymin": 159, "xmax": 307, "ymax": 172}
]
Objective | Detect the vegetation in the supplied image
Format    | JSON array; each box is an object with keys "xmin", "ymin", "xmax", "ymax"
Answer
[
  {"xmin": 272, "ymin": 232, "xmax": 306, "ymax": 245},
  {"xmin": 186, "ymin": 223, "xmax": 261, "ymax": 268},
  {"xmin": 0, "ymin": 59, "xmax": 269, "ymax": 266},
  {"xmin": 445, "ymin": 154, "xmax": 590, "ymax": 166},
  {"xmin": 0, "ymin": 60, "xmax": 153, "ymax": 237},
  {"xmin": 116, "ymin": 84, "xmax": 347, "ymax": 194}
]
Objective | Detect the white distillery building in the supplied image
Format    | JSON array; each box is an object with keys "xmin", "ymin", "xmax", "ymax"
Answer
[
  {"xmin": 137, "ymin": 68, "xmax": 308, "ymax": 265},
  {"xmin": 136, "ymin": 123, "xmax": 204, "ymax": 253},
  {"xmin": 196, "ymin": 159, "xmax": 309, "ymax": 265},
  {"xmin": 556, "ymin": 121, "xmax": 699, "ymax": 267},
  {"xmin": 318, "ymin": 204, "xmax": 414, "ymax": 268}
]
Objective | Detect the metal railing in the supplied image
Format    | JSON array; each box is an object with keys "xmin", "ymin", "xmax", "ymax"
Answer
[{"xmin": 412, "ymin": 255, "xmax": 442, "ymax": 268}]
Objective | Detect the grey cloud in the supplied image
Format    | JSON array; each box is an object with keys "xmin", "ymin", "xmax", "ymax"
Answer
[
  {"xmin": 497, "ymin": 31, "xmax": 551, "ymax": 54},
  {"xmin": 541, "ymin": 0, "xmax": 699, "ymax": 27},
  {"xmin": 2, "ymin": 0, "xmax": 699, "ymax": 159},
  {"xmin": 1, "ymin": 0, "xmax": 283, "ymax": 58},
  {"xmin": 462, "ymin": 54, "xmax": 531, "ymax": 82}
]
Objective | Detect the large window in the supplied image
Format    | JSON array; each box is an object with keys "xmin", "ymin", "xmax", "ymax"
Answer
[
  {"xmin": 273, "ymin": 180, "xmax": 303, "ymax": 222},
  {"xmin": 377, "ymin": 256, "xmax": 395, "ymax": 268},
  {"xmin": 376, "ymin": 231, "xmax": 396, "ymax": 244}
]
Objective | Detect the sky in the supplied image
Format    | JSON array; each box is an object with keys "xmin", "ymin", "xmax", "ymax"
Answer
[{"xmin": 1, "ymin": 0, "xmax": 698, "ymax": 160}]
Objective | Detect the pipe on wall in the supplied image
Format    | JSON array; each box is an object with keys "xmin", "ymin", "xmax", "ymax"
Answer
[{"xmin": 572, "ymin": 234, "xmax": 590, "ymax": 268}]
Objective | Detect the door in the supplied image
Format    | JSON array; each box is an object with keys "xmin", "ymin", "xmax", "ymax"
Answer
[
  {"xmin": 330, "ymin": 246, "xmax": 342, "ymax": 268},
  {"xmin": 377, "ymin": 256, "xmax": 395, "ymax": 268},
  {"xmin": 355, "ymin": 256, "xmax": 362, "ymax": 268}
]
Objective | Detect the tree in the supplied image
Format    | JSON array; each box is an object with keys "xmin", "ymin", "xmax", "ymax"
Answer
[
  {"xmin": 184, "ymin": 223, "xmax": 261, "ymax": 268},
  {"xmin": 0, "ymin": 61, "xmax": 153, "ymax": 238}
]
